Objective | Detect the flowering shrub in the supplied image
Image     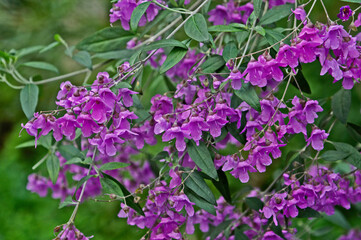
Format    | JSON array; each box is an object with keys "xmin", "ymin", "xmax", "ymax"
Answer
[{"xmin": 1, "ymin": 0, "xmax": 361, "ymax": 239}]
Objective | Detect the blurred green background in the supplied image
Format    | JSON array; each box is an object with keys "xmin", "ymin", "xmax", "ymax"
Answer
[{"xmin": 0, "ymin": 0, "xmax": 361, "ymax": 239}]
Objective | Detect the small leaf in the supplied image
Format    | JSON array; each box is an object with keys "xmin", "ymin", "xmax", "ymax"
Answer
[
  {"xmin": 341, "ymin": 0, "xmax": 361, "ymax": 2},
  {"xmin": 72, "ymin": 51, "xmax": 92, "ymax": 69},
  {"xmin": 235, "ymin": 228, "xmax": 249, "ymax": 240},
  {"xmin": 347, "ymin": 122, "xmax": 361, "ymax": 143},
  {"xmin": 76, "ymin": 27, "xmax": 134, "ymax": 53},
  {"xmin": 16, "ymin": 140, "xmax": 35, "ymax": 149},
  {"xmin": 297, "ymin": 208, "xmax": 321, "ymax": 218},
  {"xmin": 222, "ymin": 41, "xmax": 238, "ymax": 62},
  {"xmin": 245, "ymin": 197, "xmax": 264, "ymax": 211},
  {"xmin": 160, "ymin": 47, "xmax": 188, "ymax": 73},
  {"xmin": 39, "ymin": 42, "xmax": 60, "ymax": 54},
  {"xmin": 93, "ymin": 49, "xmax": 134, "ymax": 59},
  {"xmin": 182, "ymin": 171, "xmax": 217, "ymax": 205},
  {"xmin": 265, "ymin": 29, "xmax": 285, "ymax": 51},
  {"xmin": 102, "ymin": 173, "xmax": 144, "ymax": 215},
  {"xmin": 260, "ymin": 4, "xmax": 293, "ymax": 25},
  {"xmin": 130, "ymin": 2, "xmax": 151, "ymax": 32},
  {"xmin": 332, "ymin": 142, "xmax": 361, "ymax": 169},
  {"xmin": 254, "ymin": 26, "xmax": 266, "ymax": 36},
  {"xmin": 17, "ymin": 45, "xmax": 44, "ymax": 57},
  {"xmin": 293, "ymin": 66, "xmax": 311, "ymax": 94},
  {"xmin": 234, "ymin": 82, "xmax": 261, "ymax": 112},
  {"xmin": 212, "ymin": 170, "xmax": 232, "ymax": 203},
  {"xmin": 21, "ymin": 61, "xmax": 59, "ymax": 73},
  {"xmin": 141, "ymin": 39, "xmax": 188, "ymax": 52},
  {"xmin": 200, "ymin": 55, "xmax": 225, "ymax": 73},
  {"xmin": 208, "ymin": 25, "xmax": 245, "ymax": 32},
  {"xmin": 99, "ymin": 162, "xmax": 130, "ymax": 171},
  {"xmin": 58, "ymin": 145, "xmax": 83, "ymax": 161},
  {"xmin": 64, "ymin": 157, "xmax": 83, "ymax": 165},
  {"xmin": 100, "ymin": 175, "xmax": 124, "ymax": 197},
  {"xmin": 152, "ymin": 151, "xmax": 169, "ymax": 161},
  {"xmin": 59, "ymin": 196, "xmax": 77, "ymax": 209},
  {"xmin": 321, "ymin": 150, "xmax": 350, "ymax": 162},
  {"xmin": 187, "ymin": 140, "xmax": 218, "ymax": 180},
  {"xmin": 184, "ymin": 13, "xmax": 209, "ymax": 42},
  {"xmin": 332, "ymin": 89, "xmax": 351, "ymax": 124},
  {"xmin": 184, "ymin": 186, "xmax": 216, "ymax": 215},
  {"xmin": 253, "ymin": 0, "xmax": 263, "ymax": 18},
  {"xmin": 47, "ymin": 154, "xmax": 60, "ymax": 184},
  {"xmin": 323, "ymin": 209, "xmax": 351, "ymax": 229},
  {"xmin": 20, "ymin": 84, "xmax": 39, "ymax": 119}
]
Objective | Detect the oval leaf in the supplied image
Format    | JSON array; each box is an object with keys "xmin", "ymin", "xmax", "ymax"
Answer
[
  {"xmin": 22, "ymin": 61, "xmax": 59, "ymax": 73},
  {"xmin": 130, "ymin": 2, "xmax": 150, "ymax": 32},
  {"xmin": 47, "ymin": 154, "xmax": 60, "ymax": 184},
  {"xmin": 200, "ymin": 55, "xmax": 225, "ymax": 74},
  {"xmin": 184, "ymin": 13, "xmax": 209, "ymax": 42},
  {"xmin": 99, "ymin": 162, "xmax": 130, "ymax": 171},
  {"xmin": 20, "ymin": 84, "xmax": 39, "ymax": 119},
  {"xmin": 141, "ymin": 39, "xmax": 188, "ymax": 52},
  {"xmin": 332, "ymin": 89, "xmax": 351, "ymax": 124},
  {"xmin": 182, "ymin": 171, "xmax": 217, "ymax": 205},
  {"xmin": 260, "ymin": 4, "xmax": 293, "ymax": 25},
  {"xmin": 72, "ymin": 51, "xmax": 92, "ymax": 69},
  {"xmin": 234, "ymin": 82, "xmax": 261, "ymax": 112},
  {"xmin": 223, "ymin": 41, "xmax": 238, "ymax": 62},
  {"xmin": 160, "ymin": 47, "xmax": 188, "ymax": 73},
  {"xmin": 184, "ymin": 186, "xmax": 216, "ymax": 215}
]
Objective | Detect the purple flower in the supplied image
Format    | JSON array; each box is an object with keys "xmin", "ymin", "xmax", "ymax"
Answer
[
  {"xmin": 56, "ymin": 224, "xmax": 93, "ymax": 240},
  {"xmin": 337, "ymin": 5, "xmax": 353, "ymax": 22},
  {"xmin": 83, "ymin": 97, "xmax": 111, "ymax": 124},
  {"xmin": 118, "ymin": 88, "xmax": 138, "ymax": 107},
  {"xmin": 227, "ymin": 70, "xmax": 244, "ymax": 90},
  {"xmin": 77, "ymin": 113, "xmax": 102, "ymax": 137},
  {"xmin": 100, "ymin": 133, "xmax": 125, "ymax": 156},
  {"xmin": 169, "ymin": 169, "xmax": 181, "ymax": 188},
  {"xmin": 292, "ymin": 6, "xmax": 306, "ymax": 22},
  {"xmin": 182, "ymin": 116, "xmax": 209, "ymax": 142},
  {"xmin": 355, "ymin": 13, "xmax": 361, "ymax": 27},
  {"xmin": 262, "ymin": 231, "xmax": 283, "ymax": 240},
  {"xmin": 162, "ymin": 126, "xmax": 191, "ymax": 152},
  {"xmin": 277, "ymin": 44, "xmax": 299, "ymax": 69},
  {"xmin": 169, "ymin": 194, "xmax": 195, "ymax": 216},
  {"xmin": 208, "ymin": 5, "xmax": 228, "ymax": 25},
  {"xmin": 307, "ymin": 128, "xmax": 329, "ymax": 151},
  {"xmin": 303, "ymin": 100, "xmax": 323, "ymax": 124},
  {"xmin": 230, "ymin": 160, "xmax": 257, "ymax": 183},
  {"xmin": 26, "ymin": 174, "xmax": 49, "ymax": 197},
  {"xmin": 56, "ymin": 114, "xmax": 81, "ymax": 140},
  {"xmin": 320, "ymin": 55, "xmax": 343, "ymax": 81},
  {"xmin": 206, "ymin": 113, "xmax": 228, "ymax": 138}
]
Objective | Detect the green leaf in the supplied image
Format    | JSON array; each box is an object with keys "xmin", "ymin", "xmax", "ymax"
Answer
[
  {"xmin": 93, "ymin": 49, "xmax": 134, "ymax": 59},
  {"xmin": 297, "ymin": 208, "xmax": 321, "ymax": 218},
  {"xmin": 21, "ymin": 61, "xmax": 59, "ymax": 73},
  {"xmin": 63, "ymin": 157, "xmax": 83, "ymax": 165},
  {"xmin": 152, "ymin": 151, "xmax": 169, "ymax": 161},
  {"xmin": 58, "ymin": 145, "xmax": 83, "ymax": 161},
  {"xmin": 225, "ymin": 122, "xmax": 246, "ymax": 144},
  {"xmin": 346, "ymin": 122, "xmax": 361, "ymax": 143},
  {"xmin": 332, "ymin": 142, "xmax": 361, "ymax": 169},
  {"xmin": 260, "ymin": 4, "xmax": 293, "ymax": 25},
  {"xmin": 270, "ymin": 223, "xmax": 286, "ymax": 240},
  {"xmin": 39, "ymin": 42, "xmax": 60, "ymax": 54},
  {"xmin": 212, "ymin": 170, "xmax": 232, "ymax": 203},
  {"xmin": 200, "ymin": 55, "xmax": 225, "ymax": 74},
  {"xmin": 76, "ymin": 27, "xmax": 133, "ymax": 53},
  {"xmin": 222, "ymin": 42, "xmax": 238, "ymax": 62},
  {"xmin": 265, "ymin": 29, "xmax": 285, "ymax": 51},
  {"xmin": 321, "ymin": 150, "xmax": 350, "ymax": 162},
  {"xmin": 100, "ymin": 174, "xmax": 124, "ymax": 197},
  {"xmin": 102, "ymin": 173, "xmax": 144, "ymax": 216},
  {"xmin": 208, "ymin": 25, "xmax": 245, "ymax": 33},
  {"xmin": 254, "ymin": 26, "xmax": 266, "ymax": 36},
  {"xmin": 130, "ymin": 2, "xmax": 151, "ymax": 32},
  {"xmin": 209, "ymin": 220, "xmax": 233, "ymax": 240},
  {"xmin": 182, "ymin": 171, "xmax": 217, "ymax": 205},
  {"xmin": 234, "ymin": 82, "xmax": 261, "ymax": 112},
  {"xmin": 99, "ymin": 162, "xmax": 130, "ymax": 171},
  {"xmin": 323, "ymin": 209, "xmax": 351, "ymax": 229},
  {"xmin": 59, "ymin": 196, "xmax": 77, "ymax": 209},
  {"xmin": 341, "ymin": 0, "xmax": 361, "ymax": 3},
  {"xmin": 253, "ymin": 0, "xmax": 263, "ymax": 18},
  {"xmin": 160, "ymin": 47, "xmax": 188, "ymax": 73},
  {"xmin": 72, "ymin": 51, "xmax": 92, "ymax": 69},
  {"xmin": 184, "ymin": 13, "xmax": 209, "ymax": 42},
  {"xmin": 187, "ymin": 140, "xmax": 218, "ymax": 180},
  {"xmin": 47, "ymin": 154, "xmax": 60, "ymax": 184},
  {"xmin": 20, "ymin": 84, "xmax": 39, "ymax": 119},
  {"xmin": 141, "ymin": 39, "xmax": 188, "ymax": 52},
  {"xmin": 245, "ymin": 197, "xmax": 264, "ymax": 211},
  {"xmin": 292, "ymin": 66, "xmax": 311, "ymax": 94},
  {"xmin": 184, "ymin": 186, "xmax": 216, "ymax": 215},
  {"xmin": 235, "ymin": 228, "xmax": 249, "ymax": 240},
  {"xmin": 17, "ymin": 45, "xmax": 44, "ymax": 57},
  {"xmin": 332, "ymin": 89, "xmax": 351, "ymax": 124},
  {"xmin": 15, "ymin": 140, "xmax": 35, "ymax": 149}
]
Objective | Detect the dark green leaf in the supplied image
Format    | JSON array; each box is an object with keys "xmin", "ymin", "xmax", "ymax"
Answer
[
  {"xmin": 76, "ymin": 27, "xmax": 133, "ymax": 53},
  {"xmin": 234, "ymin": 82, "xmax": 261, "ymax": 112},
  {"xmin": 332, "ymin": 89, "xmax": 351, "ymax": 124},
  {"xmin": 270, "ymin": 223, "xmax": 286, "ymax": 240},
  {"xmin": 332, "ymin": 142, "xmax": 361, "ymax": 169},
  {"xmin": 209, "ymin": 220, "xmax": 233, "ymax": 240},
  {"xmin": 184, "ymin": 13, "xmax": 209, "ymax": 42},
  {"xmin": 152, "ymin": 151, "xmax": 169, "ymax": 161},
  {"xmin": 245, "ymin": 197, "xmax": 264, "ymax": 211},
  {"xmin": 58, "ymin": 145, "xmax": 83, "ymax": 161},
  {"xmin": 321, "ymin": 150, "xmax": 350, "ymax": 162},
  {"xmin": 130, "ymin": 2, "xmax": 151, "ymax": 32},
  {"xmin": 226, "ymin": 122, "xmax": 246, "ymax": 144},
  {"xmin": 182, "ymin": 171, "xmax": 217, "ymax": 205},
  {"xmin": 99, "ymin": 162, "xmax": 130, "ymax": 171},
  {"xmin": 59, "ymin": 196, "xmax": 76, "ymax": 209},
  {"xmin": 160, "ymin": 47, "xmax": 188, "ymax": 73},
  {"xmin": 222, "ymin": 42, "xmax": 238, "ymax": 62},
  {"xmin": 187, "ymin": 140, "xmax": 218, "ymax": 180},
  {"xmin": 72, "ymin": 51, "xmax": 92, "ymax": 69},
  {"xmin": 21, "ymin": 61, "xmax": 59, "ymax": 73},
  {"xmin": 253, "ymin": 0, "xmax": 263, "ymax": 18},
  {"xmin": 102, "ymin": 173, "xmax": 144, "ymax": 215},
  {"xmin": 341, "ymin": 0, "xmax": 361, "ymax": 3},
  {"xmin": 292, "ymin": 67, "xmax": 311, "ymax": 94},
  {"xmin": 347, "ymin": 122, "xmax": 361, "ymax": 143},
  {"xmin": 141, "ymin": 39, "xmax": 188, "ymax": 52},
  {"xmin": 265, "ymin": 29, "xmax": 285, "ymax": 51},
  {"xmin": 20, "ymin": 84, "xmax": 39, "ymax": 119},
  {"xmin": 184, "ymin": 187, "xmax": 216, "ymax": 215},
  {"xmin": 235, "ymin": 228, "xmax": 249, "ymax": 240},
  {"xmin": 93, "ymin": 49, "xmax": 134, "ymax": 59},
  {"xmin": 212, "ymin": 170, "xmax": 232, "ymax": 203},
  {"xmin": 260, "ymin": 4, "xmax": 293, "ymax": 25},
  {"xmin": 208, "ymin": 25, "xmax": 245, "ymax": 32},
  {"xmin": 323, "ymin": 209, "xmax": 351, "ymax": 229},
  {"xmin": 47, "ymin": 154, "xmax": 60, "ymax": 184},
  {"xmin": 200, "ymin": 55, "xmax": 225, "ymax": 73},
  {"xmin": 297, "ymin": 208, "xmax": 321, "ymax": 218},
  {"xmin": 100, "ymin": 174, "xmax": 124, "ymax": 196}
]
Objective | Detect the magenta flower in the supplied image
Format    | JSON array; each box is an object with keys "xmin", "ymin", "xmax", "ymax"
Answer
[
  {"xmin": 99, "ymin": 133, "xmax": 125, "ymax": 156},
  {"xmin": 118, "ymin": 88, "xmax": 138, "ymax": 107},
  {"xmin": 162, "ymin": 126, "xmax": 191, "ymax": 152},
  {"xmin": 306, "ymin": 128, "xmax": 329, "ymax": 151},
  {"xmin": 292, "ymin": 7, "xmax": 306, "ymax": 22},
  {"xmin": 83, "ymin": 97, "xmax": 110, "ymax": 124},
  {"xmin": 320, "ymin": 55, "xmax": 343, "ymax": 81},
  {"xmin": 355, "ymin": 13, "xmax": 361, "ymax": 27},
  {"xmin": 230, "ymin": 161, "xmax": 257, "ymax": 183},
  {"xmin": 77, "ymin": 113, "xmax": 102, "ymax": 137},
  {"xmin": 227, "ymin": 70, "xmax": 244, "ymax": 90},
  {"xmin": 303, "ymin": 100, "xmax": 323, "ymax": 124},
  {"xmin": 208, "ymin": 5, "xmax": 228, "ymax": 25},
  {"xmin": 169, "ymin": 194, "xmax": 195, "ymax": 216},
  {"xmin": 26, "ymin": 174, "xmax": 49, "ymax": 197},
  {"xmin": 206, "ymin": 113, "xmax": 228, "ymax": 138},
  {"xmin": 182, "ymin": 116, "xmax": 209, "ymax": 142},
  {"xmin": 56, "ymin": 114, "xmax": 81, "ymax": 140},
  {"xmin": 337, "ymin": 5, "xmax": 353, "ymax": 22},
  {"xmin": 56, "ymin": 224, "xmax": 93, "ymax": 240}
]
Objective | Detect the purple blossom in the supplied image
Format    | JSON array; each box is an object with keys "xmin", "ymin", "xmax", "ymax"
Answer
[
  {"xmin": 169, "ymin": 194, "xmax": 195, "ymax": 216},
  {"xmin": 206, "ymin": 113, "xmax": 228, "ymax": 138},
  {"xmin": 83, "ymin": 97, "xmax": 111, "ymax": 124},
  {"xmin": 56, "ymin": 224, "xmax": 93, "ymax": 240},
  {"xmin": 355, "ymin": 13, "xmax": 361, "ymax": 27},
  {"xmin": 307, "ymin": 128, "xmax": 329, "ymax": 151},
  {"xmin": 182, "ymin": 116, "xmax": 209, "ymax": 142},
  {"xmin": 337, "ymin": 5, "xmax": 353, "ymax": 22},
  {"xmin": 26, "ymin": 174, "xmax": 49, "ymax": 197},
  {"xmin": 292, "ymin": 6, "xmax": 306, "ymax": 22},
  {"xmin": 56, "ymin": 114, "xmax": 81, "ymax": 140},
  {"xmin": 118, "ymin": 88, "xmax": 138, "ymax": 107},
  {"xmin": 162, "ymin": 126, "xmax": 191, "ymax": 152},
  {"xmin": 303, "ymin": 100, "xmax": 323, "ymax": 124}
]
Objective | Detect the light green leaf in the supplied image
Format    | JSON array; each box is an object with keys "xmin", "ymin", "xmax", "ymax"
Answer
[
  {"xmin": 187, "ymin": 140, "xmax": 218, "ymax": 180},
  {"xmin": 58, "ymin": 145, "xmax": 84, "ymax": 161},
  {"xmin": 39, "ymin": 42, "xmax": 60, "ymax": 54},
  {"xmin": 20, "ymin": 84, "xmax": 39, "ymax": 119},
  {"xmin": 184, "ymin": 13, "xmax": 209, "ymax": 42},
  {"xmin": 253, "ymin": 0, "xmax": 263, "ymax": 18},
  {"xmin": 141, "ymin": 39, "xmax": 188, "ymax": 52},
  {"xmin": 99, "ymin": 162, "xmax": 130, "ymax": 171},
  {"xmin": 17, "ymin": 45, "xmax": 44, "ymax": 57},
  {"xmin": 21, "ymin": 61, "xmax": 59, "ymax": 73},
  {"xmin": 260, "ymin": 4, "xmax": 293, "ymax": 25},
  {"xmin": 47, "ymin": 154, "xmax": 60, "ymax": 184},
  {"xmin": 72, "ymin": 51, "xmax": 92, "ymax": 69},
  {"xmin": 160, "ymin": 47, "xmax": 188, "ymax": 73},
  {"xmin": 265, "ymin": 29, "xmax": 285, "ymax": 51},
  {"xmin": 222, "ymin": 41, "xmax": 238, "ymax": 62},
  {"xmin": 254, "ymin": 26, "xmax": 266, "ymax": 36},
  {"xmin": 341, "ymin": 0, "xmax": 361, "ymax": 3},
  {"xmin": 208, "ymin": 25, "xmax": 245, "ymax": 33},
  {"xmin": 93, "ymin": 49, "xmax": 134, "ymax": 59},
  {"xmin": 130, "ymin": 2, "xmax": 151, "ymax": 32},
  {"xmin": 59, "ymin": 196, "xmax": 77, "ymax": 209},
  {"xmin": 200, "ymin": 55, "xmax": 225, "ymax": 73}
]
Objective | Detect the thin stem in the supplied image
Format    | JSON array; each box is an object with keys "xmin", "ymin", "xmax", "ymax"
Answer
[
  {"xmin": 235, "ymin": 20, "xmax": 256, "ymax": 69},
  {"xmin": 0, "ymin": 74, "xmax": 24, "ymax": 89},
  {"xmin": 319, "ymin": 0, "xmax": 331, "ymax": 23},
  {"xmin": 151, "ymin": 0, "xmax": 192, "ymax": 14},
  {"xmin": 32, "ymin": 153, "xmax": 49, "ymax": 170}
]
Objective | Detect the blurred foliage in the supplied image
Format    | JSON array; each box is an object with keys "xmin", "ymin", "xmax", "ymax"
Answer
[{"xmin": 0, "ymin": 0, "xmax": 361, "ymax": 239}]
